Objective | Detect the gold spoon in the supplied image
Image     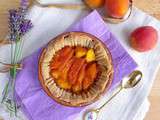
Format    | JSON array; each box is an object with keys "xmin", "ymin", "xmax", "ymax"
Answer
[{"xmin": 83, "ymin": 70, "xmax": 143, "ymax": 120}]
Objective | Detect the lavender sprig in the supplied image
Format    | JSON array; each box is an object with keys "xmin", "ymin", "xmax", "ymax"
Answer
[
  {"xmin": 9, "ymin": 0, "xmax": 32, "ymax": 41},
  {"xmin": 20, "ymin": 19, "xmax": 32, "ymax": 35},
  {"xmin": 2, "ymin": 0, "xmax": 32, "ymax": 116},
  {"xmin": 20, "ymin": 0, "xmax": 29, "ymax": 15},
  {"xmin": 9, "ymin": 9, "xmax": 21, "ymax": 41}
]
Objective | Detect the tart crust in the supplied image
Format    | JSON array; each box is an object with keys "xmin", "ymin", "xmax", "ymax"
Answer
[{"xmin": 38, "ymin": 32, "xmax": 114, "ymax": 107}]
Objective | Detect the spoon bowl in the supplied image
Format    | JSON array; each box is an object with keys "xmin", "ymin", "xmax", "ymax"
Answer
[
  {"xmin": 84, "ymin": 109, "xmax": 99, "ymax": 120},
  {"xmin": 123, "ymin": 70, "xmax": 142, "ymax": 89}
]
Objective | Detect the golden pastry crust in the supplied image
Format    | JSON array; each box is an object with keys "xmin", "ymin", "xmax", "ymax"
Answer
[{"xmin": 38, "ymin": 32, "xmax": 114, "ymax": 107}]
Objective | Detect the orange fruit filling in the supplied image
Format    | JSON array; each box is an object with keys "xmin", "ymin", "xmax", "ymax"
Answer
[{"xmin": 50, "ymin": 46, "xmax": 98, "ymax": 93}]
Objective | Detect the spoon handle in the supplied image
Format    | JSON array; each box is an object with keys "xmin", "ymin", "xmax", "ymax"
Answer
[{"xmin": 97, "ymin": 86, "xmax": 123, "ymax": 111}]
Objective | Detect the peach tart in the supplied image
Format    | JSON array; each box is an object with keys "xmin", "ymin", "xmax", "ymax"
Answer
[{"xmin": 38, "ymin": 32, "xmax": 113, "ymax": 106}]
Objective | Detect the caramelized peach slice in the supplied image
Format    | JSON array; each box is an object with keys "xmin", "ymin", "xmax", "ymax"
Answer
[
  {"xmin": 60, "ymin": 58, "xmax": 74, "ymax": 81},
  {"xmin": 82, "ymin": 63, "xmax": 98, "ymax": 90},
  {"xmin": 82, "ymin": 77, "xmax": 91, "ymax": 90},
  {"xmin": 68, "ymin": 58, "xmax": 86, "ymax": 85},
  {"xmin": 50, "ymin": 70, "xmax": 60, "ymax": 79},
  {"xmin": 75, "ymin": 46, "xmax": 87, "ymax": 58},
  {"xmin": 72, "ymin": 64, "xmax": 87, "ymax": 93},
  {"xmin": 53, "ymin": 58, "xmax": 74, "ymax": 90},
  {"xmin": 50, "ymin": 46, "xmax": 74, "ymax": 69},
  {"xmin": 56, "ymin": 79, "xmax": 71, "ymax": 90},
  {"xmin": 86, "ymin": 49, "xmax": 96, "ymax": 62}
]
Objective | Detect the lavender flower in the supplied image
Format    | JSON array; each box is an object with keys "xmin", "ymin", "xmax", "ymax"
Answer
[
  {"xmin": 20, "ymin": 0, "xmax": 29, "ymax": 9},
  {"xmin": 19, "ymin": 0, "xmax": 30, "ymax": 17},
  {"xmin": 9, "ymin": 9, "xmax": 21, "ymax": 41},
  {"xmin": 20, "ymin": 19, "xmax": 33, "ymax": 35},
  {"xmin": 9, "ymin": 0, "xmax": 32, "ymax": 41}
]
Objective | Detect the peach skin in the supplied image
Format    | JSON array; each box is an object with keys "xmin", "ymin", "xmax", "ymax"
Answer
[
  {"xmin": 130, "ymin": 26, "xmax": 158, "ymax": 52},
  {"xmin": 84, "ymin": 0, "xmax": 105, "ymax": 8},
  {"xmin": 105, "ymin": 0, "xmax": 130, "ymax": 18}
]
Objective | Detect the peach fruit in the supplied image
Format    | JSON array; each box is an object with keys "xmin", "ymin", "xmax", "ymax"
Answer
[
  {"xmin": 84, "ymin": 0, "xmax": 105, "ymax": 8},
  {"xmin": 130, "ymin": 26, "xmax": 158, "ymax": 52},
  {"xmin": 105, "ymin": 0, "xmax": 130, "ymax": 18}
]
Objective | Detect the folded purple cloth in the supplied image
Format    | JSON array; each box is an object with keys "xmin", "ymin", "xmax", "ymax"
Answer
[{"xmin": 15, "ymin": 11, "xmax": 137, "ymax": 120}]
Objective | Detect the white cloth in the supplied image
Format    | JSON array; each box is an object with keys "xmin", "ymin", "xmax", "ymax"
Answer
[{"xmin": 0, "ymin": 0, "xmax": 160, "ymax": 120}]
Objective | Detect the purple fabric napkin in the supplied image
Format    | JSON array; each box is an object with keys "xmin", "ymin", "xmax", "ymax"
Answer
[{"xmin": 15, "ymin": 11, "xmax": 137, "ymax": 120}]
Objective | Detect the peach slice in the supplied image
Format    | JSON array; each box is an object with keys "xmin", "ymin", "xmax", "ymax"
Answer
[
  {"xmin": 68, "ymin": 58, "xmax": 86, "ymax": 85},
  {"xmin": 50, "ymin": 70, "xmax": 60, "ymax": 79},
  {"xmin": 72, "ymin": 64, "xmax": 87, "ymax": 93},
  {"xmin": 82, "ymin": 63, "xmax": 98, "ymax": 90},
  {"xmin": 53, "ymin": 58, "xmax": 74, "ymax": 89},
  {"xmin": 60, "ymin": 58, "xmax": 74, "ymax": 81},
  {"xmin": 56, "ymin": 79, "xmax": 71, "ymax": 90},
  {"xmin": 86, "ymin": 49, "xmax": 96, "ymax": 62},
  {"xmin": 75, "ymin": 46, "xmax": 87, "ymax": 58},
  {"xmin": 50, "ymin": 46, "xmax": 74, "ymax": 70}
]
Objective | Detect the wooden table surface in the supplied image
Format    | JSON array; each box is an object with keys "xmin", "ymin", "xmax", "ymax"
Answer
[{"xmin": 0, "ymin": 0, "xmax": 160, "ymax": 120}]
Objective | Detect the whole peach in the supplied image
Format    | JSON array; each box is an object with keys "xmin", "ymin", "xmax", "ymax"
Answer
[
  {"xmin": 130, "ymin": 26, "xmax": 158, "ymax": 52},
  {"xmin": 84, "ymin": 0, "xmax": 105, "ymax": 8},
  {"xmin": 105, "ymin": 0, "xmax": 130, "ymax": 18}
]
